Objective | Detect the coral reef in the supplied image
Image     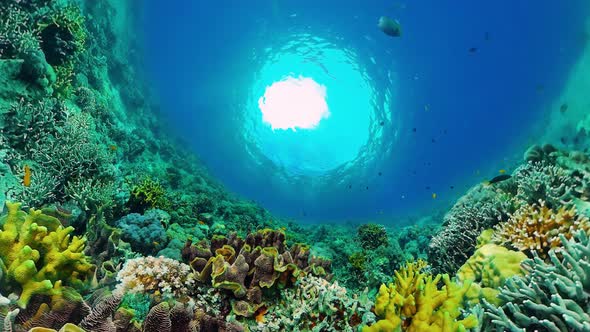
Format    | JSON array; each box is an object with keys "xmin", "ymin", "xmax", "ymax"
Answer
[
  {"xmin": 114, "ymin": 255, "xmax": 195, "ymax": 299},
  {"xmin": 492, "ymin": 201, "xmax": 589, "ymax": 258},
  {"xmin": 0, "ymin": 201, "xmax": 93, "ymax": 308},
  {"xmin": 484, "ymin": 231, "xmax": 590, "ymax": 331},
  {"xmin": 362, "ymin": 260, "xmax": 478, "ymax": 332},
  {"xmin": 182, "ymin": 229, "xmax": 332, "ymax": 317},
  {"xmin": 246, "ymin": 275, "xmax": 375, "ymax": 331},
  {"xmin": 357, "ymin": 223, "xmax": 389, "ymax": 250},
  {"xmin": 428, "ymin": 183, "xmax": 514, "ymax": 275},
  {"xmin": 456, "ymin": 230, "xmax": 527, "ymax": 305}
]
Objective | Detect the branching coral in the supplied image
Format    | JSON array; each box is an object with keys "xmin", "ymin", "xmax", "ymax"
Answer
[
  {"xmin": 362, "ymin": 260, "xmax": 478, "ymax": 332},
  {"xmin": 492, "ymin": 201, "xmax": 590, "ymax": 258},
  {"xmin": 114, "ymin": 255, "xmax": 195, "ymax": 299},
  {"xmin": 513, "ymin": 161, "xmax": 578, "ymax": 209},
  {"xmin": 357, "ymin": 223, "xmax": 389, "ymax": 250},
  {"xmin": 128, "ymin": 177, "xmax": 170, "ymax": 213},
  {"xmin": 428, "ymin": 184, "xmax": 514, "ymax": 275},
  {"xmin": 247, "ymin": 275, "xmax": 375, "ymax": 331},
  {"xmin": 484, "ymin": 231, "xmax": 590, "ymax": 331},
  {"xmin": 0, "ymin": 201, "xmax": 94, "ymax": 308}
]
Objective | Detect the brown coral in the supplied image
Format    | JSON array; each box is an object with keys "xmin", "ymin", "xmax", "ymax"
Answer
[
  {"xmin": 492, "ymin": 200, "xmax": 590, "ymax": 258},
  {"xmin": 181, "ymin": 229, "xmax": 331, "ymax": 317}
]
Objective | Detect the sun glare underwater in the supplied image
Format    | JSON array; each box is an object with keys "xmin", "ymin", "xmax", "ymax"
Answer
[{"xmin": 144, "ymin": 0, "xmax": 589, "ymax": 222}]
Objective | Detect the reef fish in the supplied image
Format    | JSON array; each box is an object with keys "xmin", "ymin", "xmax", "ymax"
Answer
[
  {"xmin": 23, "ymin": 165, "xmax": 31, "ymax": 187},
  {"xmin": 486, "ymin": 174, "xmax": 511, "ymax": 185},
  {"xmin": 378, "ymin": 16, "xmax": 402, "ymax": 37}
]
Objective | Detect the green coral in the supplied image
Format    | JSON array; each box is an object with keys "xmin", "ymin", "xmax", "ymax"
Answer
[
  {"xmin": 357, "ymin": 223, "xmax": 389, "ymax": 250},
  {"xmin": 128, "ymin": 177, "xmax": 170, "ymax": 213},
  {"xmin": 349, "ymin": 251, "xmax": 367, "ymax": 271},
  {"xmin": 0, "ymin": 201, "xmax": 94, "ymax": 308}
]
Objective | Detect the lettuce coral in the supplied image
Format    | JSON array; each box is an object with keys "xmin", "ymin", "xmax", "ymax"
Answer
[
  {"xmin": 182, "ymin": 229, "xmax": 332, "ymax": 317},
  {"xmin": 362, "ymin": 260, "xmax": 477, "ymax": 332},
  {"xmin": 0, "ymin": 201, "xmax": 93, "ymax": 308}
]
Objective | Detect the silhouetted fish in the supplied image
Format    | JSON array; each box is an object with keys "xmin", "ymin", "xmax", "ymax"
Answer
[
  {"xmin": 469, "ymin": 47, "xmax": 478, "ymax": 53},
  {"xmin": 378, "ymin": 16, "xmax": 402, "ymax": 37},
  {"xmin": 486, "ymin": 174, "xmax": 511, "ymax": 185},
  {"xmin": 560, "ymin": 103, "xmax": 568, "ymax": 113}
]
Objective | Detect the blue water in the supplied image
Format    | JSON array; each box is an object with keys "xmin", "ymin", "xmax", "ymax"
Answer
[{"xmin": 142, "ymin": 0, "xmax": 588, "ymax": 222}]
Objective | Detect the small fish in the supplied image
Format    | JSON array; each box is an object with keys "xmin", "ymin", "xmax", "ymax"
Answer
[
  {"xmin": 424, "ymin": 104, "xmax": 430, "ymax": 111},
  {"xmin": 153, "ymin": 241, "xmax": 160, "ymax": 247},
  {"xmin": 366, "ymin": 186, "xmax": 369, "ymax": 190},
  {"xmin": 378, "ymin": 172, "xmax": 382, "ymax": 176},
  {"xmin": 450, "ymin": 185, "xmax": 454, "ymax": 189},
  {"xmin": 348, "ymin": 184, "xmax": 352, "ymax": 189},
  {"xmin": 378, "ymin": 16, "xmax": 402, "ymax": 37},
  {"xmin": 432, "ymin": 193, "xmax": 437, "ymax": 199},
  {"xmin": 23, "ymin": 165, "xmax": 31, "ymax": 187},
  {"xmin": 380, "ymin": 121, "xmax": 384, "ymax": 126},
  {"xmin": 484, "ymin": 32, "xmax": 490, "ymax": 41},
  {"xmin": 198, "ymin": 220, "xmax": 206, "ymax": 225},
  {"xmin": 425, "ymin": 186, "xmax": 431, "ymax": 190},
  {"xmin": 499, "ymin": 169, "xmax": 506, "ymax": 174},
  {"xmin": 469, "ymin": 47, "xmax": 478, "ymax": 53},
  {"xmin": 109, "ymin": 144, "xmax": 118, "ymax": 151},
  {"xmin": 560, "ymin": 103, "xmax": 568, "ymax": 113},
  {"xmin": 431, "ymin": 138, "xmax": 436, "ymax": 143},
  {"xmin": 484, "ymin": 174, "xmax": 512, "ymax": 185},
  {"xmin": 412, "ymin": 127, "xmax": 417, "ymax": 132}
]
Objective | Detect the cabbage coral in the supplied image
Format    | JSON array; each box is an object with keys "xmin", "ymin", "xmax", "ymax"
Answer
[{"xmin": 492, "ymin": 200, "xmax": 590, "ymax": 258}]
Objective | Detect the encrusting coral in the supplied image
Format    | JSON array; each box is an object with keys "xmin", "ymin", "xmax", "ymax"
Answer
[
  {"xmin": 362, "ymin": 260, "xmax": 478, "ymax": 332},
  {"xmin": 0, "ymin": 201, "xmax": 94, "ymax": 308},
  {"xmin": 456, "ymin": 230, "xmax": 527, "ymax": 305}
]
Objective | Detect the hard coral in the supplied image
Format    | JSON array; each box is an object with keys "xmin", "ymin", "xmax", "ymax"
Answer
[
  {"xmin": 128, "ymin": 177, "xmax": 170, "ymax": 213},
  {"xmin": 357, "ymin": 223, "xmax": 389, "ymax": 250},
  {"xmin": 114, "ymin": 255, "xmax": 195, "ymax": 299},
  {"xmin": 362, "ymin": 260, "xmax": 478, "ymax": 332},
  {"xmin": 484, "ymin": 231, "xmax": 590, "ymax": 331},
  {"xmin": 0, "ymin": 201, "xmax": 94, "ymax": 308},
  {"xmin": 428, "ymin": 184, "xmax": 512, "ymax": 275},
  {"xmin": 492, "ymin": 201, "xmax": 590, "ymax": 258}
]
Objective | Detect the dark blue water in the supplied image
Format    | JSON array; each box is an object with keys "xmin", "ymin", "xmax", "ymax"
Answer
[{"xmin": 142, "ymin": 0, "xmax": 588, "ymax": 222}]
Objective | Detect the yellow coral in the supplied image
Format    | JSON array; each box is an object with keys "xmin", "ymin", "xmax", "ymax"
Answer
[
  {"xmin": 363, "ymin": 260, "xmax": 477, "ymax": 332},
  {"xmin": 457, "ymin": 242, "xmax": 526, "ymax": 305},
  {"xmin": 0, "ymin": 202, "xmax": 94, "ymax": 307},
  {"xmin": 492, "ymin": 201, "xmax": 590, "ymax": 258}
]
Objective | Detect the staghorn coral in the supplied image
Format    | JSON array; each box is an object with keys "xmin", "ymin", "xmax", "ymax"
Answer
[
  {"xmin": 114, "ymin": 256, "xmax": 195, "ymax": 299},
  {"xmin": 247, "ymin": 274, "xmax": 375, "ymax": 331},
  {"xmin": 492, "ymin": 201, "xmax": 590, "ymax": 259},
  {"xmin": 0, "ymin": 201, "xmax": 94, "ymax": 308},
  {"xmin": 483, "ymin": 231, "xmax": 590, "ymax": 331},
  {"xmin": 362, "ymin": 260, "xmax": 478, "ymax": 332},
  {"xmin": 513, "ymin": 161, "xmax": 578, "ymax": 209},
  {"xmin": 182, "ymin": 229, "xmax": 332, "ymax": 317}
]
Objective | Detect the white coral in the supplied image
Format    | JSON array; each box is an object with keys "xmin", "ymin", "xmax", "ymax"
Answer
[{"xmin": 114, "ymin": 256, "xmax": 195, "ymax": 298}]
